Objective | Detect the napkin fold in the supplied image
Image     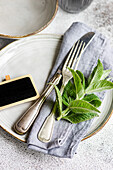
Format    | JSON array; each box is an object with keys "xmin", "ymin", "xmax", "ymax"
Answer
[{"xmin": 27, "ymin": 22, "xmax": 113, "ymax": 158}]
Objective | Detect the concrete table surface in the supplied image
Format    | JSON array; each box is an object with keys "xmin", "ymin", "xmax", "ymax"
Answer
[{"xmin": 0, "ymin": 0, "xmax": 113, "ymax": 169}]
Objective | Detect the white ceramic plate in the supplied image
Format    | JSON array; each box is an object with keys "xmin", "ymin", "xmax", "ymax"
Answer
[
  {"xmin": 0, "ymin": 0, "xmax": 58, "ymax": 38},
  {"xmin": 0, "ymin": 34, "xmax": 113, "ymax": 142}
]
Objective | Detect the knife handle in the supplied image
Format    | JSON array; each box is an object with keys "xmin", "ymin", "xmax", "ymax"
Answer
[{"xmin": 14, "ymin": 71, "xmax": 62, "ymax": 135}]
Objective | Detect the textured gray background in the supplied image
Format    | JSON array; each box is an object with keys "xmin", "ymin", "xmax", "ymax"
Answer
[{"xmin": 0, "ymin": 0, "xmax": 113, "ymax": 169}]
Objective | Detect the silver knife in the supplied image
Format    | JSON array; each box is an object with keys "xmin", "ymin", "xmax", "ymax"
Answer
[{"xmin": 14, "ymin": 32, "xmax": 95, "ymax": 135}]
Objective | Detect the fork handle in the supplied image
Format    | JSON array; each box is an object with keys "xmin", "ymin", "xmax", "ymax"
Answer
[
  {"xmin": 38, "ymin": 85, "xmax": 64, "ymax": 143},
  {"xmin": 14, "ymin": 72, "xmax": 62, "ymax": 135},
  {"xmin": 38, "ymin": 109, "xmax": 56, "ymax": 143},
  {"xmin": 38, "ymin": 102, "xmax": 57, "ymax": 142}
]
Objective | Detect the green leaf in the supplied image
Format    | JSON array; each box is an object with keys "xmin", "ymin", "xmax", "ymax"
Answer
[
  {"xmin": 68, "ymin": 68, "xmax": 84, "ymax": 99},
  {"xmin": 90, "ymin": 100, "xmax": 101, "ymax": 108},
  {"xmin": 100, "ymin": 70, "xmax": 111, "ymax": 80},
  {"xmin": 62, "ymin": 99, "xmax": 69, "ymax": 107},
  {"xmin": 53, "ymin": 84, "xmax": 62, "ymax": 116},
  {"xmin": 85, "ymin": 80, "xmax": 113, "ymax": 94},
  {"xmin": 69, "ymin": 100, "xmax": 100, "ymax": 114},
  {"xmin": 76, "ymin": 70, "xmax": 85, "ymax": 88},
  {"xmin": 83, "ymin": 94, "xmax": 102, "ymax": 107},
  {"xmin": 62, "ymin": 80, "xmax": 76, "ymax": 105},
  {"xmin": 62, "ymin": 112, "xmax": 99, "ymax": 124},
  {"xmin": 88, "ymin": 59, "xmax": 103, "ymax": 85}
]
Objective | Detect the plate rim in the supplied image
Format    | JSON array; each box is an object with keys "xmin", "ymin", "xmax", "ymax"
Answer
[
  {"xmin": 82, "ymin": 109, "xmax": 113, "ymax": 141},
  {"xmin": 0, "ymin": 0, "xmax": 58, "ymax": 39},
  {"xmin": 0, "ymin": 33, "xmax": 113, "ymax": 143}
]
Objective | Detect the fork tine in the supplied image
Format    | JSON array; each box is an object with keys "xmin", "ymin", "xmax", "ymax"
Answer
[
  {"xmin": 71, "ymin": 41, "xmax": 85, "ymax": 69},
  {"xmin": 70, "ymin": 41, "xmax": 84, "ymax": 68},
  {"xmin": 63, "ymin": 41, "xmax": 78, "ymax": 68},
  {"xmin": 66, "ymin": 40, "xmax": 80, "ymax": 68}
]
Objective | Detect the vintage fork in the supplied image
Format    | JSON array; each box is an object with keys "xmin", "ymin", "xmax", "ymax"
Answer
[{"xmin": 38, "ymin": 40, "xmax": 86, "ymax": 143}]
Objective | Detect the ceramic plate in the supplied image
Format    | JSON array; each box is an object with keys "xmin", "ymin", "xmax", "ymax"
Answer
[
  {"xmin": 0, "ymin": 34, "xmax": 113, "ymax": 142},
  {"xmin": 0, "ymin": 0, "xmax": 58, "ymax": 38}
]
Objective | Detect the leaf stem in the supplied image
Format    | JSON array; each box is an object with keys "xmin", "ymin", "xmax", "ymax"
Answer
[
  {"xmin": 57, "ymin": 108, "xmax": 70, "ymax": 121},
  {"xmin": 57, "ymin": 116, "xmax": 62, "ymax": 121}
]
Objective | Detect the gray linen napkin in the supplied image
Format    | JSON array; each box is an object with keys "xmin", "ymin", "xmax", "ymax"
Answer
[{"xmin": 27, "ymin": 22, "xmax": 113, "ymax": 158}]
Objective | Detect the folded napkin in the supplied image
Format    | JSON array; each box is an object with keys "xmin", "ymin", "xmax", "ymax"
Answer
[{"xmin": 27, "ymin": 22, "xmax": 113, "ymax": 158}]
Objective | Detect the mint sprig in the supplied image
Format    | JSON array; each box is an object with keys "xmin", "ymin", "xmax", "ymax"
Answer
[
  {"xmin": 54, "ymin": 59, "xmax": 113, "ymax": 124},
  {"xmin": 83, "ymin": 94, "xmax": 101, "ymax": 108}
]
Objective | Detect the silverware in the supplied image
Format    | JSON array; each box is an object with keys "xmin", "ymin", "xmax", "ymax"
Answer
[
  {"xmin": 38, "ymin": 32, "xmax": 95, "ymax": 143},
  {"xmin": 14, "ymin": 32, "xmax": 95, "ymax": 136},
  {"xmin": 14, "ymin": 70, "xmax": 62, "ymax": 134}
]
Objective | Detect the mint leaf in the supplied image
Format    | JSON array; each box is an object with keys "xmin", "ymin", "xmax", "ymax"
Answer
[
  {"xmin": 83, "ymin": 94, "xmax": 102, "ymax": 108},
  {"xmin": 85, "ymin": 80, "xmax": 113, "ymax": 94},
  {"xmin": 62, "ymin": 99, "xmax": 69, "ymax": 107},
  {"xmin": 53, "ymin": 84, "xmax": 62, "ymax": 116},
  {"xmin": 76, "ymin": 70, "xmax": 85, "ymax": 88},
  {"xmin": 69, "ymin": 100, "xmax": 100, "ymax": 114},
  {"xmin": 62, "ymin": 112, "xmax": 99, "ymax": 124},
  {"xmin": 62, "ymin": 80, "xmax": 76, "ymax": 106},
  {"xmin": 68, "ymin": 68, "xmax": 84, "ymax": 99},
  {"xmin": 88, "ymin": 59, "xmax": 103, "ymax": 85},
  {"xmin": 100, "ymin": 70, "xmax": 111, "ymax": 80}
]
